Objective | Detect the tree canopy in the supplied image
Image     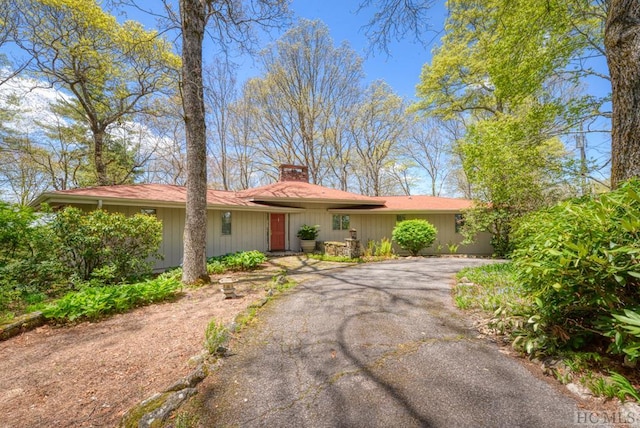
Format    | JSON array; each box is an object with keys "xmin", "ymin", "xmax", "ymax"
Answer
[{"xmin": 15, "ymin": 0, "xmax": 181, "ymax": 186}]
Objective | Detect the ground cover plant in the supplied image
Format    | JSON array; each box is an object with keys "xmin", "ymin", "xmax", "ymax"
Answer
[
  {"xmin": 207, "ymin": 251, "xmax": 267, "ymax": 274},
  {"xmin": 42, "ymin": 273, "xmax": 182, "ymax": 322},
  {"xmin": 36, "ymin": 250, "xmax": 268, "ymax": 324},
  {"xmin": 453, "ymin": 262, "xmax": 525, "ymax": 312}
]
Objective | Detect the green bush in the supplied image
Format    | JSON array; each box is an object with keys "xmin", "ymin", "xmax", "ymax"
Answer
[
  {"xmin": 0, "ymin": 202, "xmax": 36, "ymax": 264},
  {"xmin": 0, "ymin": 204, "xmax": 68, "ymax": 311},
  {"xmin": 52, "ymin": 208, "xmax": 163, "ymax": 283},
  {"xmin": 610, "ymin": 309, "xmax": 640, "ymax": 363},
  {"xmin": 511, "ymin": 179, "xmax": 640, "ymax": 355},
  {"xmin": 392, "ymin": 219, "xmax": 437, "ymax": 256},
  {"xmin": 42, "ymin": 274, "xmax": 181, "ymax": 322}
]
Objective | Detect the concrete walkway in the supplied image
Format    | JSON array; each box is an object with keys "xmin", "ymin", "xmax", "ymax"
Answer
[{"xmin": 197, "ymin": 258, "xmax": 580, "ymax": 427}]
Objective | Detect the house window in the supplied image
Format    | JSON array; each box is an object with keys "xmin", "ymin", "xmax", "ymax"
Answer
[
  {"xmin": 221, "ymin": 211, "xmax": 232, "ymax": 235},
  {"xmin": 141, "ymin": 208, "xmax": 156, "ymax": 216},
  {"xmin": 396, "ymin": 215, "xmax": 406, "ymax": 223},
  {"xmin": 332, "ymin": 214, "xmax": 350, "ymax": 230},
  {"xmin": 455, "ymin": 214, "xmax": 465, "ymax": 234}
]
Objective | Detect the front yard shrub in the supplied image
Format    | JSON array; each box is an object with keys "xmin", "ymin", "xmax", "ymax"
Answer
[
  {"xmin": 510, "ymin": 179, "xmax": 640, "ymax": 356},
  {"xmin": 0, "ymin": 202, "xmax": 36, "ymax": 264},
  {"xmin": 392, "ymin": 219, "xmax": 437, "ymax": 256},
  {"xmin": 52, "ymin": 208, "xmax": 163, "ymax": 283},
  {"xmin": 0, "ymin": 203, "xmax": 68, "ymax": 310}
]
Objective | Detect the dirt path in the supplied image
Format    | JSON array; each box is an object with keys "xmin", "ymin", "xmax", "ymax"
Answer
[{"xmin": 0, "ymin": 256, "xmax": 349, "ymax": 428}]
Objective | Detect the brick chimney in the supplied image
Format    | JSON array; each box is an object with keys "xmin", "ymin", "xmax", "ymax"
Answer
[{"xmin": 279, "ymin": 164, "xmax": 309, "ymax": 182}]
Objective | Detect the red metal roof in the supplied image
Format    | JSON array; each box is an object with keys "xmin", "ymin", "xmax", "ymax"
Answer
[
  {"xmin": 34, "ymin": 183, "xmax": 282, "ymax": 209},
  {"xmin": 374, "ymin": 195, "xmax": 473, "ymax": 211},
  {"xmin": 236, "ymin": 181, "xmax": 384, "ymax": 205},
  {"xmin": 33, "ymin": 183, "xmax": 473, "ymax": 213}
]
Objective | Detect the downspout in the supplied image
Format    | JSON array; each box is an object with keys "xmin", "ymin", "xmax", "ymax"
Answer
[{"xmin": 97, "ymin": 199, "xmax": 103, "ymax": 209}]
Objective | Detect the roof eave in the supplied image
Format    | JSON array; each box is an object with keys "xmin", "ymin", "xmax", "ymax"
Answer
[
  {"xmin": 327, "ymin": 208, "xmax": 466, "ymax": 214},
  {"xmin": 32, "ymin": 194, "xmax": 305, "ymax": 213},
  {"xmin": 247, "ymin": 196, "xmax": 385, "ymax": 206}
]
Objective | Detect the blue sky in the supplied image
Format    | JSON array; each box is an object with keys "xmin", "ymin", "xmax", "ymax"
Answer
[
  {"xmin": 231, "ymin": 0, "xmax": 449, "ymax": 101},
  {"xmin": 289, "ymin": 0, "xmax": 449, "ymax": 100},
  {"xmin": 244, "ymin": 0, "xmax": 611, "ymax": 178}
]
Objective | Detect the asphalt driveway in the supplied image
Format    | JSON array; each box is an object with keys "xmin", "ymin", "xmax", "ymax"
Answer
[{"xmin": 197, "ymin": 258, "xmax": 580, "ymax": 427}]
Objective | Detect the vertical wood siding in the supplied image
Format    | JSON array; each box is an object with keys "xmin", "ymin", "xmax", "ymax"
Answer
[
  {"xmin": 207, "ymin": 210, "xmax": 269, "ymax": 256},
  {"xmin": 70, "ymin": 203, "xmax": 493, "ymax": 271}
]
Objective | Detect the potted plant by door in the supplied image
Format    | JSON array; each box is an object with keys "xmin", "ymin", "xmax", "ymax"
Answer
[{"xmin": 297, "ymin": 224, "xmax": 319, "ymax": 253}]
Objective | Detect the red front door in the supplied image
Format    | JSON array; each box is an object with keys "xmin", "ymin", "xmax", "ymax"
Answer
[{"xmin": 270, "ymin": 213, "xmax": 286, "ymax": 251}]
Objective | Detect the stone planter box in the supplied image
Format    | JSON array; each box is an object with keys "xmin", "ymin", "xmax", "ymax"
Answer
[{"xmin": 324, "ymin": 239, "xmax": 361, "ymax": 258}]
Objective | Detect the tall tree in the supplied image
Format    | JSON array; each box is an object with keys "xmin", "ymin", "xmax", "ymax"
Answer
[
  {"xmin": 141, "ymin": 95, "xmax": 187, "ymax": 185},
  {"xmin": 178, "ymin": 0, "xmax": 289, "ymax": 284},
  {"xmin": 366, "ymin": 0, "xmax": 640, "ymax": 189},
  {"xmin": 15, "ymin": 0, "xmax": 180, "ymax": 186},
  {"xmin": 180, "ymin": 0, "xmax": 209, "ymax": 284},
  {"xmin": 605, "ymin": 1, "xmax": 640, "ymax": 187},
  {"xmin": 0, "ymin": 0, "xmax": 28, "ymax": 86},
  {"xmin": 410, "ymin": 0, "xmax": 599, "ymax": 253},
  {"xmin": 227, "ymin": 85, "xmax": 262, "ymax": 189},
  {"xmin": 350, "ymin": 81, "xmax": 407, "ymax": 196},
  {"xmin": 249, "ymin": 19, "xmax": 363, "ymax": 184},
  {"xmin": 204, "ymin": 58, "xmax": 238, "ymax": 190},
  {"xmin": 405, "ymin": 116, "xmax": 456, "ymax": 197}
]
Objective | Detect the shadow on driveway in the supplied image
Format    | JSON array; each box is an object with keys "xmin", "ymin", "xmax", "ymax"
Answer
[{"xmin": 195, "ymin": 258, "xmax": 579, "ymax": 427}]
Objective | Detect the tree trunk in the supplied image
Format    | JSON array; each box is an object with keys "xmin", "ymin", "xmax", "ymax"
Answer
[
  {"xmin": 93, "ymin": 129, "xmax": 108, "ymax": 186},
  {"xmin": 180, "ymin": 0, "xmax": 210, "ymax": 284},
  {"xmin": 605, "ymin": 0, "xmax": 640, "ymax": 188}
]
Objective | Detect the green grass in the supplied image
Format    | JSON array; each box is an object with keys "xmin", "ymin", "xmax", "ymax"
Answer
[
  {"xmin": 453, "ymin": 262, "xmax": 528, "ymax": 311},
  {"xmin": 307, "ymin": 253, "xmax": 360, "ymax": 263}
]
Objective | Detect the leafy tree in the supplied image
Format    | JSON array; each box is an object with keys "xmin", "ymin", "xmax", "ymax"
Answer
[
  {"xmin": 410, "ymin": 0, "xmax": 601, "ymax": 253},
  {"xmin": 248, "ymin": 19, "xmax": 363, "ymax": 184},
  {"xmin": 392, "ymin": 219, "xmax": 437, "ymax": 256},
  {"xmin": 351, "ymin": 80, "xmax": 408, "ymax": 196},
  {"xmin": 15, "ymin": 0, "xmax": 180, "ymax": 186},
  {"xmin": 458, "ymin": 105, "xmax": 574, "ymax": 255}
]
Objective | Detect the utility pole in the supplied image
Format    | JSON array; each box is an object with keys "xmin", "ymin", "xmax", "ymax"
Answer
[{"xmin": 576, "ymin": 131, "xmax": 588, "ymax": 196}]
